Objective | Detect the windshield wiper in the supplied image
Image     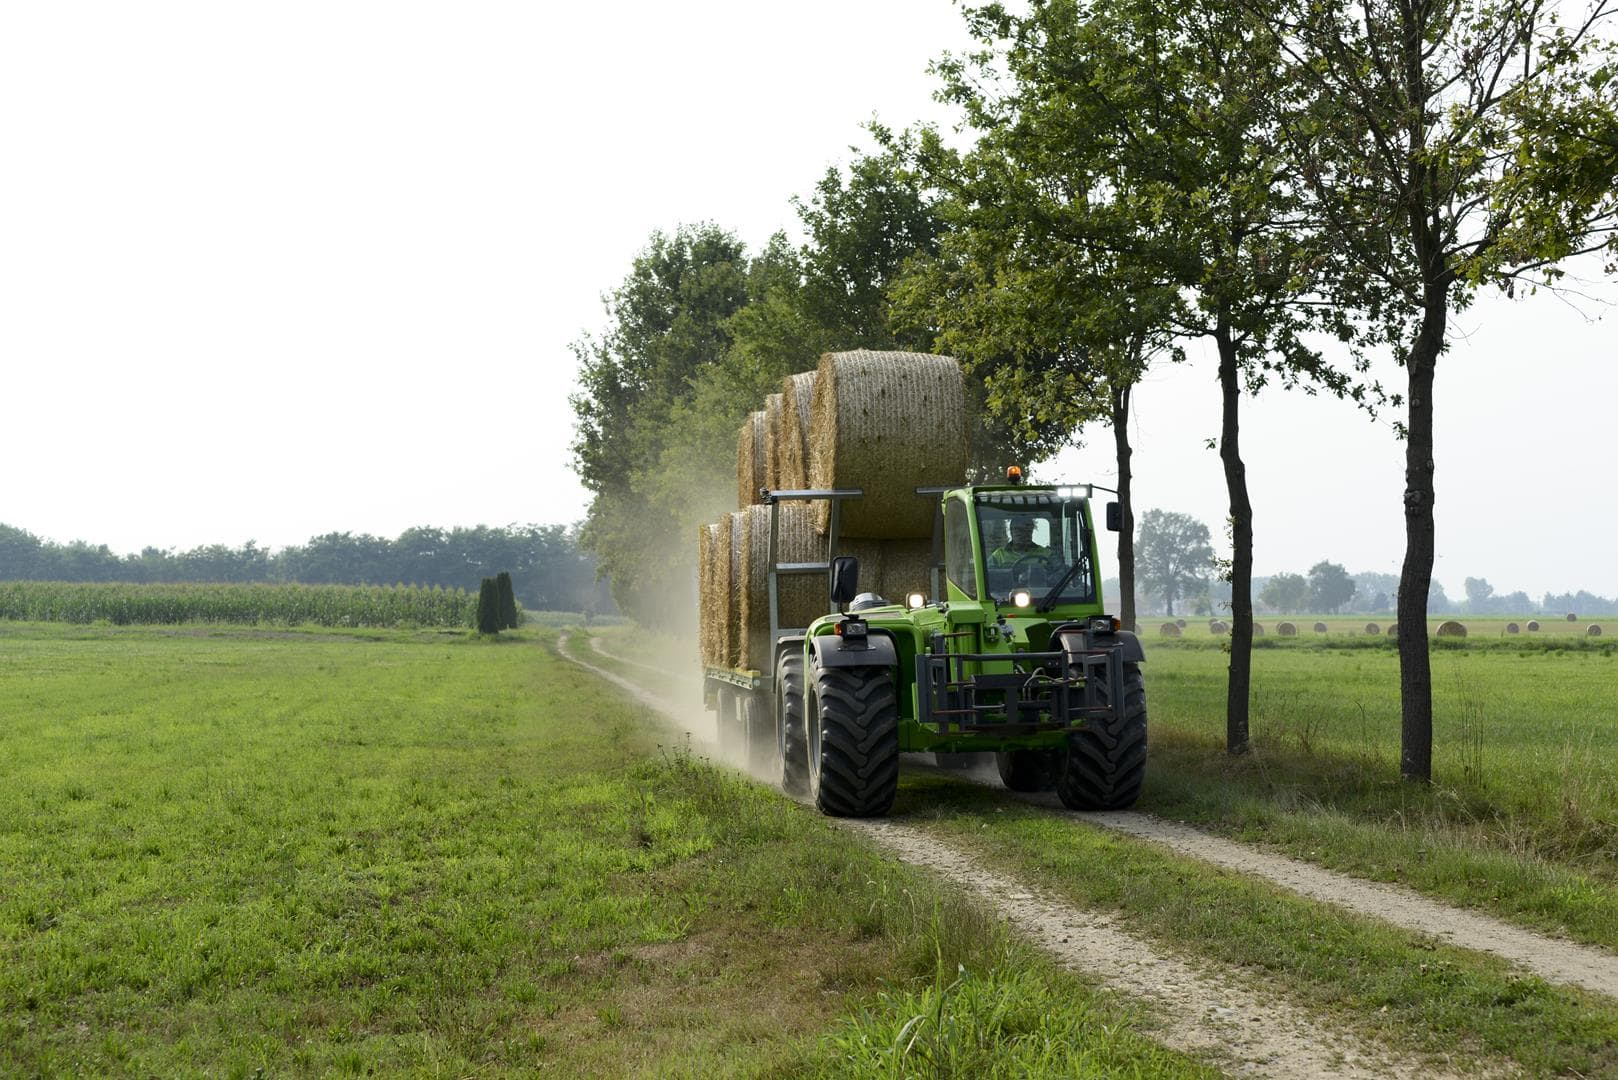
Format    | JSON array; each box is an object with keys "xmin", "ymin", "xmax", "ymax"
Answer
[{"xmin": 1036, "ymin": 558, "xmax": 1085, "ymax": 612}]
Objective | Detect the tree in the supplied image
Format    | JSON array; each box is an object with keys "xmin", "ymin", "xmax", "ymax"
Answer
[
  {"xmin": 1308, "ymin": 561, "xmax": 1356, "ymax": 614},
  {"xmin": 476, "ymin": 578, "xmax": 502, "ymax": 635},
  {"xmin": 1464, "ymin": 577, "xmax": 1496, "ymax": 614},
  {"xmin": 495, "ymin": 571, "xmax": 519, "ymax": 629},
  {"xmin": 1262, "ymin": 0, "xmax": 1618, "ymax": 781},
  {"xmin": 1136, "ymin": 510, "xmax": 1215, "ymax": 616},
  {"xmin": 1260, "ymin": 571, "xmax": 1310, "ymax": 613},
  {"xmin": 917, "ymin": 0, "xmax": 1373, "ymax": 754}
]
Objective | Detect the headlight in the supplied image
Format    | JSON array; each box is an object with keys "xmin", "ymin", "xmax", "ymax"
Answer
[
  {"xmin": 1089, "ymin": 616, "xmax": 1119, "ymax": 633},
  {"xmin": 906, "ymin": 592, "xmax": 926, "ymax": 609},
  {"xmin": 1012, "ymin": 590, "xmax": 1031, "ymax": 608}
]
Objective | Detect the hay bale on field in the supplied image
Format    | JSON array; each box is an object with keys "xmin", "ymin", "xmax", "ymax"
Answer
[
  {"xmin": 1365, "ymin": 623, "xmax": 1379, "ymax": 635},
  {"xmin": 1588, "ymin": 624, "xmax": 1603, "ymax": 637},
  {"xmin": 1252, "ymin": 623, "xmax": 1264, "ymax": 635},
  {"xmin": 1209, "ymin": 619, "xmax": 1229, "ymax": 635},
  {"xmin": 1436, "ymin": 619, "xmax": 1467, "ymax": 638},
  {"xmin": 1313, "ymin": 621, "xmax": 1328, "ymax": 633},
  {"xmin": 1568, "ymin": 612, "xmax": 1578, "ymax": 622},
  {"xmin": 1160, "ymin": 622, "xmax": 1182, "ymax": 638},
  {"xmin": 762, "ymin": 393, "xmax": 786, "ymax": 492},
  {"xmin": 810, "ymin": 351, "xmax": 967, "ymax": 538},
  {"xmin": 737, "ymin": 503, "xmax": 829, "ymax": 672},
  {"xmin": 1277, "ymin": 621, "xmax": 1297, "ymax": 636},
  {"xmin": 736, "ymin": 411, "xmax": 767, "ymax": 508},
  {"xmin": 1527, "ymin": 620, "xmax": 1541, "ymax": 632},
  {"xmin": 1506, "ymin": 622, "xmax": 1520, "ymax": 634},
  {"xmin": 776, "ymin": 371, "xmax": 817, "ymax": 491},
  {"xmin": 1176, "ymin": 618, "xmax": 1187, "ymax": 629},
  {"xmin": 1387, "ymin": 623, "xmax": 1398, "ymax": 637}
]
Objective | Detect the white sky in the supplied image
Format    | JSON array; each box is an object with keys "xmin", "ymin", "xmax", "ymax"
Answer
[{"xmin": 3, "ymin": 2, "xmax": 1614, "ymax": 598}]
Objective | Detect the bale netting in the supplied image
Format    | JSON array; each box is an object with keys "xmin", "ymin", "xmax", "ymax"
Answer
[
  {"xmin": 1436, "ymin": 619, "xmax": 1467, "ymax": 638},
  {"xmin": 1506, "ymin": 622, "xmax": 1520, "ymax": 634},
  {"xmin": 1365, "ymin": 623, "xmax": 1380, "ymax": 635},
  {"xmin": 1589, "ymin": 624, "xmax": 1604, "ymax": 637},
  {"xmin": 1527, "ymin": 620, "xmax": 1541, "ymax": 632},
  {"xmin": 810, "ymin": 351, "xmax": 967, "ymax": 538},
  {"xmin": 762, "ymin": 393, "xmax": 786, "ymax": 492},
  {"xmin": 1277, "ymin": 621, "xmax": 1297, "ymax": 636},
  {"xmin": 736, "ymin": 411, "xmax": 767, "ymax": 509},
  {"xmin": 776, "ymin": 371, "xmax": 817, "ymax": 492},
  {"xmin": 737, "ymin": 504, "xmax": 830, "ymax": 672},
  {"xmin": 1160, "ymin": 622, "xmax": 1182, "ymax": 638}
]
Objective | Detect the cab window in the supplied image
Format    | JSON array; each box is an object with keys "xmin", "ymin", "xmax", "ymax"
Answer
[{"xmin": 944, "ymin": 498, "xmax": 978, "ymax": 599}]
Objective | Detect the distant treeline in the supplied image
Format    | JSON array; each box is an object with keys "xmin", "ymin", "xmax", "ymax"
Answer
[{"xmin": 0, "ymin": 523, "xmax": 615, "ymax": 614}]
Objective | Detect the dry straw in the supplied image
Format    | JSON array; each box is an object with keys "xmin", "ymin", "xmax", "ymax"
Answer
[
  {"xmin": 1436, "ymin": 619, "xmax": 1467, "ymax": 638},
  {"xmin": 697, "ymin": 523, "xmax": 714, "ymax": 666},
  {"xmin": 762, "ymin": 393, "xmax": 785, "ymax": 492},
  {"xmin": 737, "ymin": 504, "xmax": 829, "ymax": 672},
  {"xmin": 776, "ymin": 371, "xmax": 817, "ymax": 491},
  {"xmin": 810, "ymin": 351, "xmax": 967, "ymax": 538},
  {"xmin": 725, "ymin": 510, "xmax": 744, "ymax": 667},
  {"xmin": 736, "ymin": 411, "xmax": 767, "ymax": 509}
]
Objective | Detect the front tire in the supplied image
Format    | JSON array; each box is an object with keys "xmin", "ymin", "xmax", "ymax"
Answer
[
  {"xmin": 808, "ymin": 665, "xmax": 899, "ymax": 817},
  {"xmin": 775, "ymin": 650, "xmax": 809, "ymax": 796},
  {"xmin": 1056, "ymin": 661, "xmax": 1147, "ymax": 811}
]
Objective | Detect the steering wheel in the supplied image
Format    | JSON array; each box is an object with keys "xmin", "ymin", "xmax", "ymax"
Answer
[{"xmin": 1010, "ymin": 552, "xmax": 1058, "ymax": 578}]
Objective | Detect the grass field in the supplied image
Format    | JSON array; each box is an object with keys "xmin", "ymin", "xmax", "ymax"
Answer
[{"xmin": 0, "ymin": 622, "xmax": 1211, "ymax": 1078}]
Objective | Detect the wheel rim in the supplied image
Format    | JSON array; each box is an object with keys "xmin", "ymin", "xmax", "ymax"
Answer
[{"xmin": 805, "ymin": 679, "xmax": 822, "ymax": 794}]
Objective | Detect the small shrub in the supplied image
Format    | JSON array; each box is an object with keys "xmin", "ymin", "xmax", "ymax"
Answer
[
  {"xmin": 476, "ymin": 578, "xmax": 502, "ymax": 635},
  {"xmin": 495, "ymin": 571, "xmax": 519, "ymax": 629}
]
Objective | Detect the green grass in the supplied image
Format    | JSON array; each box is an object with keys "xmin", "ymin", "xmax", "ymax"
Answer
[
  {"xmin": 0, "ymin": 622, "xmax": 1209, "ymax": 1078},
  {"xmin": 1137, "ymin": 637, "xmax": 1618, "ymax": 950}
]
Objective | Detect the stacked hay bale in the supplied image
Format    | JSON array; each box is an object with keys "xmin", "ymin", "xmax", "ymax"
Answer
[
  {"xmin": 697, "ymin": 351, "xmax": 966, "ymax": 673},
  {"xmin": 736, "ymin": 411, "xmax": 767, "ymax": 508}
]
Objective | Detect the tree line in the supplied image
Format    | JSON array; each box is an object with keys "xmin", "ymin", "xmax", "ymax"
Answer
[
  {"xmin": 571, "ymin": 0, "xmax": 1618, "ymax": 781},
  {"xmin": 0, "ymin": 523, "xmax": 614, "ymax": 614}
]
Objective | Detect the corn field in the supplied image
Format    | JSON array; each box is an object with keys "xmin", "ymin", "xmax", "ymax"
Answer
[{"xmin": 0, "ymin": 581, "xmax": 480, "ymax": 628}]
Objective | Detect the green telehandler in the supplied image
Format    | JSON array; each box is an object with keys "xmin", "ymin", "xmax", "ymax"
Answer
[{"xmin": 704, "ymin": 471, "xmax": 1147, "ymax": 818}]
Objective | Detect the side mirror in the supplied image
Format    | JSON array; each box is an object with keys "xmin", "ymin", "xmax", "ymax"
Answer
[
  {"xmin": 1105, "ymin": 501, "xmax": 1122, "ymax": 532},
  {"xmin": 830, "ymin": 556, "xmax": 860, "ymax": 608}
]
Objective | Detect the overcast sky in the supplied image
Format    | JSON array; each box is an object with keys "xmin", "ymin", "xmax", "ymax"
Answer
[{"xmin": 3, "ymin": 2, "xmax": 1614, "ymax": 598}]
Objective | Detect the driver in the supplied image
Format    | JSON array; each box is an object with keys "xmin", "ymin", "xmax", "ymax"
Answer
[{"xmin": 989, "ymin": 518, "xmax": 1051, "ymax": 568}]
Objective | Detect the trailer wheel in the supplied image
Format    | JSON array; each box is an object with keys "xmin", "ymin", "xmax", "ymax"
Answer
[
  {"xmin": 1056, "ymin": 661, "xmax": 1147, "ymax": 811},
  {"xmin": 741, "ymin": 692, "xmax": 773, "ymax": 775},
  {"xmin": 808, "ymin": 664, "xmax": 899, "ymax": 817},
  {"xmin": 775, "ymin": 650, "xmax": 809, "ymax": 797},
  {"xmin": 995, "ymin": 749, "xmax": 1061, "ymax": 792},
  {"xmin": 715, "ymin": 687, "xmax": 744, "ymax": 760}
]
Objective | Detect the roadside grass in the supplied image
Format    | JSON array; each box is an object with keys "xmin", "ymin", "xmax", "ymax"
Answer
[
  {"xmin": 899, "ymin": 775, "xmax": 1618, "ymax": 1077},
  {"xmin": 0, "ymin": 623, "xmax": 1210, "ymax": 1078},
  {"xmin": 1140, "ymin": 640, "xmax": 1618, "ymax": 951}
]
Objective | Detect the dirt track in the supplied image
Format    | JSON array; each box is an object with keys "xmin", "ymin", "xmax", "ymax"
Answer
[{"xmin": 556, "ymin": 631, "xmax": 1618, "ymax": 1075}]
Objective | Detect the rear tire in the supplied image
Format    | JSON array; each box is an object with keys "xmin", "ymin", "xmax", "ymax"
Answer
[
  {"xmin": 775, "ymin": 650, "xmax": 809, "ymax": 796},
  {"xmin": 995, "ymin": 749, "xmax": 1061, "ymax": 792},
  {"xmin": 808, "ymin": 665, "xmax": 899, "ymax": 817},
  {"xmin": 742, "ymin": 692, "xmax": 772, "ymax": 775},
  {"xmin": 1056, "ymin": 661, "xmax": 1147, "ymax": 811},
  {"xmin": 715, "ymin": 687, "xmax": 744, "ymax": 760}
]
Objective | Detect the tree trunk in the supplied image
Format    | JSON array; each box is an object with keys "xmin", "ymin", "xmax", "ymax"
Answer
[
  {"xmin": 1398, "ymin": 288, "xmax": 1444, "ymax": 783},
  {"xmin": 1217, "ymin": 323, "xmax": 1252, "ymax": 756},
  {"xmin": 1112, "ymin": 379, "xmax": 1136, "ymax": 632}
]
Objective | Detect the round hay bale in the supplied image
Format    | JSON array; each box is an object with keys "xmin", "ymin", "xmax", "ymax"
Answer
[
  {"xmin": 876, "ymin": 537, "xmax": 936, "ymax": 605},
  {"xmin": 1506, "ymin": 622, "xmax": 1519, "ymax": 634},
  {"xmin": 776, "ymin": 371, "xmax": 817, "ymax": 492},
  {"xmin": 1313, "ymin": 621, "xmax": 1328, "ymax": 634},
  {"xmin": 1209, "ymin": 619, "xmax": 1229, "ymax": 635},
  {"xmin": 1277, "ymin": 621, "xmax": 1297, "ymax": 636},
  {"xmin": 1436, "ymin": 619, "xmax": 1467, "ymax": 638},
  {"xmin": 1588, "ymin": 624, "xmax": 1603, "ymax": 637},
  {"xmin": 1567, "ymin": 612, "xmax": 1578, "ymax": 622},
  {"xmin": 762, "ymin": 393, "xmax": 786, "ymax": 492},
  {"xmin": 1252, "ymin": 622, "xmax": 1264, "ymax": 636},
  {"xmin": 1176, "ymin": 618, "xmax": 1187, "ymax": 628},
  {"xmin": 1386, "ymin": 623, "xmax": 1398, "ymax": 637},
  {"xmin": 1526, "ymin": 620, "xmax": 1540, "ymax": 632},
  {"xmin": 810, "ymin": 351, "xmax": 967, "ymax": 538},
  {"xmin": 1364, "ymin": 622, "xmax": 1379, "ymax": 635},
  {"xmin": 737, "ymin": 504, "xmax": 828, "ymax": 672},
  {"xmin": 1159, "ymin": 622, "xmax": 1182, "ymax": 638},
  {"xmin": 697, "ymin": 523, "xmax": 715, "ymax": 666},
  {"xmin": 736, "ymin": 411, "xmax": 767, "ymax": 508},
  {"xmin": 710, "ymin": 513, "xmax": 737, "ymax": 668}
]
